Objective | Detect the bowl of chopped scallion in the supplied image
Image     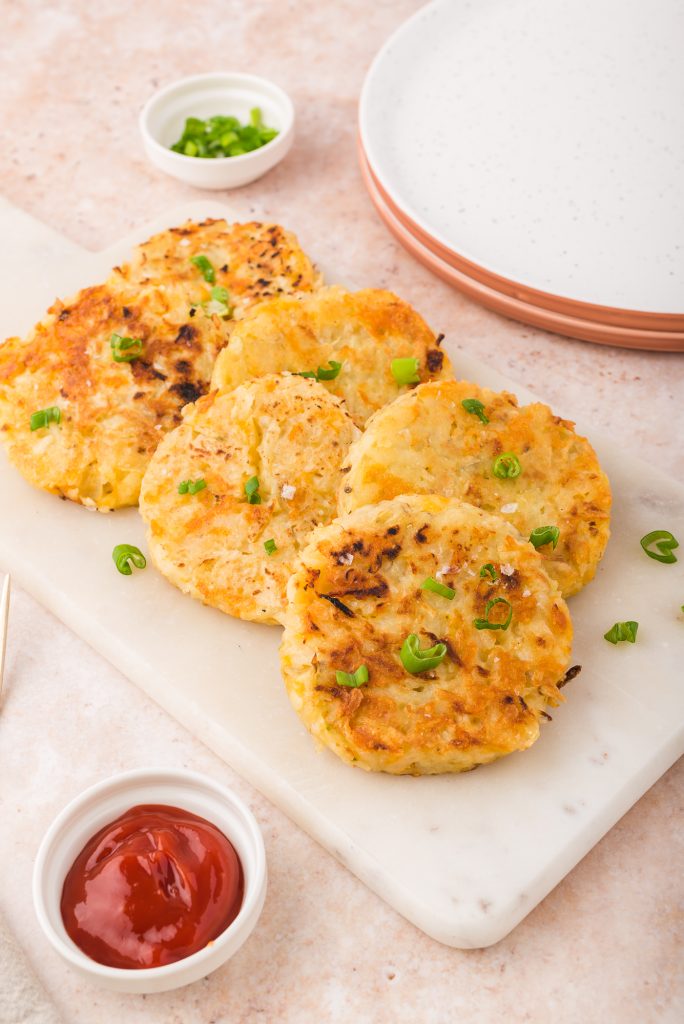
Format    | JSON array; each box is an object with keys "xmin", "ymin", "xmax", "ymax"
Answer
[{"xmin": 140, "ymin": 72, "xmax": 294, "ymax": 189}]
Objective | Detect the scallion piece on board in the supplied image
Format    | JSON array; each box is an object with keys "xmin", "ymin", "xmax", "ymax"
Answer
[
  {"xmin": 604, "ymin": 621, "xmax": 638, "ymax": 644},
  {"xmin": 640, "ymin": 530, "xmax": 679, "ymax": 564},
  {"xmin": 112, "ymin": 544, "xmax": 146, "ymax": 576}
]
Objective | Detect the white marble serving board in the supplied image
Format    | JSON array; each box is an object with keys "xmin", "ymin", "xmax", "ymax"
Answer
[{"xmin": 1, "ymin": 198, "xmax": 682, "ymax": 949}]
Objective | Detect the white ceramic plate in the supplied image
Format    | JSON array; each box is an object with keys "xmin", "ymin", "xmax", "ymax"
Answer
[
  {"xmin": 1, "ymin": 199, "xmax": 683, "ymax": 949},
  {"xmin": 358, "ymin": 144, "xmax": 684, "ymax": 350},
  {"xmin": 360, "ymin": 0, "xmax": 684, "ymax": 315}
]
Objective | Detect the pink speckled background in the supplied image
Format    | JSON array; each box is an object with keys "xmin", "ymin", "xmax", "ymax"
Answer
[{"xmin": 0, "ymin": 2, "xmax": 682, "ymax": 1022}]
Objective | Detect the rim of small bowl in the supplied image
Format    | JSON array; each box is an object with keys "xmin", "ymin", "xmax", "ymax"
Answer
[
  {"xmin": 32, "ymin": 767, "xmax": 267, "ymax": 986},
  {"xmin": 139, "ymin": 71, "xmax": 295, "ymax": 166}
]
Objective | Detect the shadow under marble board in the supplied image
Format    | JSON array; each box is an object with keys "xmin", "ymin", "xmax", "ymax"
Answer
[{"xmin": 0, "ymin": 197, "xmax": 682, "ymax": 948}]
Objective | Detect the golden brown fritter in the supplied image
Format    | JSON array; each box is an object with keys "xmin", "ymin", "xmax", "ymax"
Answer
[
  {"xmin": 0, "ymin": 281, "xmax": 227, "ymax": 508},
  {"xmin": 117, "ymin": 218, "xmax": 320, "ymax": 316},
  {"xmin": 139, "ymin": 374, "xmax": 360, "ymax": 624},
  {"xmin": 210, "ymin": 286, "xmax": 453, "ymax": 426},
  {"xmin": 339, "ymin": 380, "xmax": 611, "ymax": 597},
  {"xmin": 280, "ymin": 495, "xmax": 573, "ymax": 774},
  {"xmin": 0, "ymin": 219, "xmax": 320, "ymax": 510}
]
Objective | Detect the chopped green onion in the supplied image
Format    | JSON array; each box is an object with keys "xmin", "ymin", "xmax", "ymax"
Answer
[
  {"xmin": 604, "ymin": 620, "xmax": 638, "ymax": 644},
  {"xmin": 315, "ymin": 360, "xmax": 343, "ymax": 381},
  {"xmin": 264, "ymin": 538, "xmax": 277, "ymax": 555},
  {"xmin": 640, "ymin": 530, "xmax": 679, "ymax": 564},
  {"xmin": 420, "ymin": 577, "xmax": 455, "ymax": 600},
  {"xmin": 29, "ymin": 406, "xmax": 61, "ymax": 431},
  {"xmin": 391, "ymin": 357, "xmax": 420, "ymax": 386},
  {"xmin": 190, "ymin": 254, "xmax": 216, "ymax": 283},
  {"xmin": 529, "ymin": 526, "xmax": 560, "ymax": 550},
  {"xmin": 203, "ymin": 285, "xmax": 233, "ymax": 318},
  {"xmin": 492, "ymin": 452, "xmax": 522, "ymax": 479},
  {"xmin": 480, "ymin": 563, "xmax": 498, "ymax": 581},
  {"xmin": 461, "ymin": 398, "xmax": 489, "ymax": 424},
  {"xmin": 244, "ymin": 475, "xmax": 261, "ymax": 505},
  {"xmin": 170, "ymin": 112, "xmax": 279, "ymax": 160},
  {"xmin": 294, "ymin": 360, "xmax": 343, "ymax": 382},
  {"xmin": 399, "ymin": 633, "xmax": 447, "ymax": 674},
  {"xmin": 178, "ymin": 478, "xmax": 206, "ymax": 495},
  {"xmin": 474, "ymin": 596, "xmax": 513, "ymax": 631},
  {"xmin": 112, "ymin": 544, "xmax": 146, "ymax": 576},
  {"xmin": 203, "ymin": 301, "xmax": 231, "ymax": 318},
  {"xmin": 110, "ymin": 333, "xmax": 143, "ymax": 363},
  {"xmin": 335, "ymin": 664, "xmax": 369, "ymax": 687}
]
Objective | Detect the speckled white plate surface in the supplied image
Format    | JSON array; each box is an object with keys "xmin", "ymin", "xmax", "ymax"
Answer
[
  {"xmin": 1, "ymin": 199, "xmax": 683, "ymax": 949},
  {"xmin": 359, "ymin": 145, "xmax": 684, "ymax": 350},
  {"xmin": 360, "ymin": 0, "xmax": 684, "ymax": 316}
]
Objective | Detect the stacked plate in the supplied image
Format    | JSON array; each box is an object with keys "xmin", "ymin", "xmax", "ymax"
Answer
[{"xmin": 359, "ymin": 0, "xmax": 684, "ymax": 351}]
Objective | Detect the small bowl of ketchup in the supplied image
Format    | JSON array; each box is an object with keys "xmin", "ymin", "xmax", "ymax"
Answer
[{"xmin": 33, "ymin": 768, "xmax": 267, "ymax": 993}]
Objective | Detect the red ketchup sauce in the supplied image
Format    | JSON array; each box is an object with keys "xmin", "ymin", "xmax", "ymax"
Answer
[{"xmin": 60, "ymin": 804, "xmax": 243, "ymax": 969}]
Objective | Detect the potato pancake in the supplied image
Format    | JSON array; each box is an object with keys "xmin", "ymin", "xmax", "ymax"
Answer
[
  {"xmin": 118, "ymin": 218, "xmax": 320, "ymax": 316},
  {"xmin": 210, "ymin": 286, "xmax": 453, "ymax": 426},
  {"xmin": 0, "ymin": 219, "xmax": 319, "ymax": 510},
  {"xmin": 0, "ymin": 281, "xmax": 228, "ymax": 509},
  {"xmin": 280, "ymin": 494, "xmax": 573, "ymax": 774},
  {"xmin": 139, "ymin": 374, "xmax": 359, "ymax": 624},
  {"xmin": 338, "ymin": 380, "xmax": 611, "ymax": 597}
]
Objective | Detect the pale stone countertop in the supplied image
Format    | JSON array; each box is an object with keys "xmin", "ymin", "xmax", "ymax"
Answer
[{"xmin": 0, "ymin": 2, "xmax": 682, "ymax": 1022}]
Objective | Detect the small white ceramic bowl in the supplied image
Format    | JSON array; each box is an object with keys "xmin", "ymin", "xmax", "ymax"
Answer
[
  {"xmin": 140, "ymin": 72, "xmax": 294, "ymax": 189},
  {"xmin": 33, "ymin": 768, "xmax": 267, "ymax": 993}
]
